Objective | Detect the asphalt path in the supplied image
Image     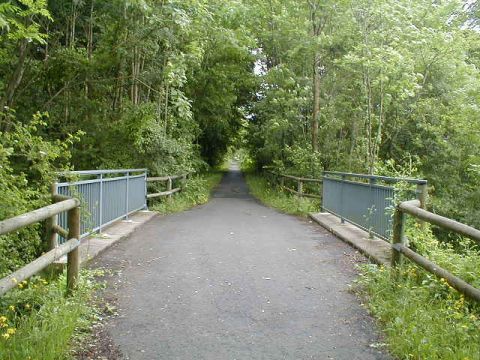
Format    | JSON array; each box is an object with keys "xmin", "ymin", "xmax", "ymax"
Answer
[{"xmin": 94, "ymin": 164, "xmax": 389, "ymax": 360}]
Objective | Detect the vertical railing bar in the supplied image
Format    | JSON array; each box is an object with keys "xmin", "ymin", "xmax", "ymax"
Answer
[
  {"xmin": 144, "ymin": 170, "xmax": 148, "ymax": 210},
  {"xmin": 340, "ymin": 175, "xmax": 345, "ymax": 224},
  {"xmin": 368, "ymin": 177, "xmax": 376, "ymax": 239},
  {"xmin": 125, "ymin": 171, "xmax": 130, "ymax": 220},
  {"xmin": 99, "ymin": 173, "xmax": 103, "ymax": 233}
]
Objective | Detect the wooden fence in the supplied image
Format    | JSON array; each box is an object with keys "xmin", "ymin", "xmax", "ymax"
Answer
[
  {"xmin": 265, "ymin": 168, "xmax": 480, "ymax": 302},
  {"xmin": 392, "ymin": 199, "xmax": 480, "ymax": 302},
  {"xmin": 147, "ymin": 173, "xmax": 190, "ymax": 199},
  {"xmin": 267, "ymin": 171, "xmax": 322, "ymax": 199},
  {"xmin": 0, "ymin": 196, "xmax": 81, "ymax": 296}
]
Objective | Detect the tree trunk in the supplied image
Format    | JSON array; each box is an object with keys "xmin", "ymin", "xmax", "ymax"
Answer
[
  {"xmin": 86, "ymin": 0, "xmax": 94, "ymax": 99},
  {"xmin": 70, "ymin": 2, "xmax": 77, "ymax": 48},
  {"xmin": 312, "ymin": 54, "xmax": 321, "ymax": 152},
  {"xmin": 0, "ymin": 39, "xmax": 28, "ymax": 114}
]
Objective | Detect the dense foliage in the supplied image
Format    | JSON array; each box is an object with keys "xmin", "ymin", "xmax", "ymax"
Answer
[
  {"xmin": 2, "ymin": 0, "xmax": 479, "ymax": 264},
  {"xmin": 1, "ymin": 1, "xmax": 480, "ymax": 357},
  {"xmin": 244, "ymin": 0, "xmax": 480, "ymax": 230},
  {"xmin": 0, "ymin": 0, "xmax": 256, "ymax": 275}
]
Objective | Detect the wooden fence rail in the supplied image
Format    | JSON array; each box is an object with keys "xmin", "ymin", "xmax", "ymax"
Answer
[
  {"xmin": 0, "ymin": 198, "xmax": 81, "ymax": 296},
  {"xmin": 392, "ymin": 199, "xmax": 480, "ymax": 302},
  {"xmin": 267, "ymin": 171, "xmax": 322, "ymax": 199},
  {"xmin": 147, "ymin": 173, "xmax": 190, "ymax": 199}
]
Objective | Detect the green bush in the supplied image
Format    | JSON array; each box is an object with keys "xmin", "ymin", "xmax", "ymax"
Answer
[
  {"xmin": 245, "ymin": 173, "xmax": 320, "ymax": 216},
  {"xmin": 0, "ymin": 112, "xmax": 79, "ymax": 277},
  {"xmin": 151, "ymin": 172, "xmax": 223, "ymax": 215},
  {"xmin": 97, "ymin": 103, "xmax": 206, "ymax": 175}
]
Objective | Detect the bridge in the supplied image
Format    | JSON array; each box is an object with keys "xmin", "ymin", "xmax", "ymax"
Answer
[{"xmin": 1, "ymin": 163, "xmax": 479, "ymax": 359}]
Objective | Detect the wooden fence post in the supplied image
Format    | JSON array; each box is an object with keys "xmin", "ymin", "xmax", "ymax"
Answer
[
  {"xmin": 297, "ymin": 180, "xmax": 303, "ymax": 197},
  {"xmin": 67, "ymin": 206, "xmax": 80, "ymax": 293},
  {"xmin": 416, "ymin": 183, "xmax": 428, "ymax": 227},
  {"xmin": 46, "ymin": 182, "xmax": 58, "ymax": 250},
  {"xmin": 167, "ymin": 177, "xmax": 173, "ymax": 200},
  {"xmin": 181, "ymin": 174, "xmax": 187, "ymax": 190},
  {"xmin": 416, "ymin": 183, "xmax": 428, "ymax": 210},
  {"xmin": 280, "ymin": 176, "xmax": 284, "ymax": 188},
  {"xmin": 391, "ymin": 206, "xmax": 406, "ymax": 267}
]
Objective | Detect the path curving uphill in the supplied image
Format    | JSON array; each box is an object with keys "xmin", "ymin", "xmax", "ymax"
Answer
[{"xmin": 92, "ymin": 163, "xmax": 389, "ymax": 360}]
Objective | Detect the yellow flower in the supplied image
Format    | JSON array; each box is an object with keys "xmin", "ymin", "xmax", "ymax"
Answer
[
  {"xmin": 11, "ymin": 278, "xmax": 17, "ymax": 284},
  {"xmin": 6, "ymin": 328, "xmax": 15, "ymax": 335},
  {"xmin": 0, "ymin": 316, "xmax": 6, "ymax": 323},
  {"xmin": 18, "ymin": 283, "xmax": 24, "ymax": 289},
  {"xmin": 24, "ymin": 304, "xmax": 31, "ymax": 310},
  {"xmin": 8, "ymin": 306, "xmax": 14, "ymax": 312},
  {"xmin": 2, "ymin": 333, "xmax": 9, "ymax": 340}
]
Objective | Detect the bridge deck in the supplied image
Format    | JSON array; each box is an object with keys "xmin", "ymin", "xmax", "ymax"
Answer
[{"xmin": 92, "ymin": 164, "xmax": 390, "ymax": 359}]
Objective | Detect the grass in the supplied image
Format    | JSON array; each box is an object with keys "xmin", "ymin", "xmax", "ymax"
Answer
[
  {"xmin": 244, "ymin": 172, "xmax": 320, "ymax": 216},
  {"xmin": 0, "ymin": 269, "xmax": 102, "ymax": 360},
  {"xmin": 356, "ymin": 264, "xmax": 480, "ymax": 359},
  {"xmin": 355, "ymin": 223, "xmax": 480, "ymax": 360},
  {"xmin": 151, "ymin": 171, "xmax": 224, "ymax": 215}
]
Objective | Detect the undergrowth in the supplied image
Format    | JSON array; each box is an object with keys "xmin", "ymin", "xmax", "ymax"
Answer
[
  {"xmin": 244, "ymin": 173, "xmax": 320, "ymax": 216},
  {"xmin": 356, "ymin": 222, "xmax": 480, "ymax": 360},
  {"xmin": 151, "ymin": 171, "xmax": 223, "ymax": 215},
  {"xmin": 0, "ymin": 269, "xmax": 102, "ymax": 360}
]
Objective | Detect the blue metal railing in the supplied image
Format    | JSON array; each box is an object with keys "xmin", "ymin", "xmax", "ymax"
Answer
[
  {"xmin": 55, "ymin": 169, "xmax": 147, "ymax": 241},
  {"xmin": 322, "ymin": 171, "xmax": 427, "ymax": 240}
]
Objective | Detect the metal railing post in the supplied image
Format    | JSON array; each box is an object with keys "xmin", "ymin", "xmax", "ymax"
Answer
[
  {"xmin": 99, "ymin": 173, "xmax": 103, "ymax": 233},
  {"xmin": 340, "ymin": 175, "xmax": 346, "ymax": 224},
  {"xmin": 321, "ymin": 172, "xmax": 325, "ymax": 210},
  {"xmin": 391, "ymin": 206, "xmax": 406, "ymax": 267},
  {"xmin": 125, "ymin": 171, "xmax": 130, "ymax": 219},
  {"xmin": 369, "ymin": 178, "xmax": 377, "ymax": 239},
  {"xmin": 144, "ymin": 170, "xmax": 148, "ymax": 209},
  {"xmin": 67, "ymin": 205, "xmax": 80, "ymax": 293}
]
